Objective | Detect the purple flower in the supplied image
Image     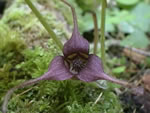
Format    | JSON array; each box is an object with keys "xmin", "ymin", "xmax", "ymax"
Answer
[
  {"xmin": 2, "ymin": 1, "xmax": 129, "ymax": 113},
  {"xmin": 38, "ymin": 0, "xmax": 128, "ymax": 85},
  {"xmin": 19, "ymin": 0, "xmax": 129, "ymax": 89}
]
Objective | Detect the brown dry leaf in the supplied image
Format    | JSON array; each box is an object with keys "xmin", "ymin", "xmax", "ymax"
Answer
[
  {"xmin": 142, "ymin": 69, "xmax": 150, "ymax": 92},
  {"xmin": 123, "ymin": 48, "xmax": 146, "ymax": 63}
]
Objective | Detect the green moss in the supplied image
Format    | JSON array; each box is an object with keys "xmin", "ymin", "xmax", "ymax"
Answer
[
  {"xmin": 0, "ymin": 22, "xmax": 26, "ymax": 72},
  {"xmin": 6, "ymin": 80, "xmax": 123, "ymax": 113},
  {"xmin": 0, "ymin": 22, "xmax": 26, "ymax": 103},
  {"xmin": 2, "ymin": 0, "xmax": 69, "ymax": 43},
  {"xmin": 0, "ymin": 41, "xmax": 59, "ymax": 110}
]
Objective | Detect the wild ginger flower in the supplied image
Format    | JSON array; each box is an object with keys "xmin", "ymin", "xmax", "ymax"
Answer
[
  {"xmin": 1, "ymin": 1, "xmax": 129, "ymax": 113},
  {"xmin": 38, "ymin": 0, "xmax": 128, "ymax": 85}
]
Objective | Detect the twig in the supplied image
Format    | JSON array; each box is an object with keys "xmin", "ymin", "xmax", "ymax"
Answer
[
  {"xmin": 14, "ymin": 86, "xmax": 36, "ymax": 98},
  {"xmin": 106, "ymin": 39, "xmax": 150, "ymax": 57},
  {"xmin": 125, "ymin": 47, "xmax": 150, "ymax": 57},
  {"xmin": 93, "ymin": 92, "xmax": 103, "ymax": 105}
]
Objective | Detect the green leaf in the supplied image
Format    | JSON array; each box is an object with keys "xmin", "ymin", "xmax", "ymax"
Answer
[
  {"xmin": 118, "ymin": 22, "xmax": 135, "ymax": 33},
  {"xmin": 75, "ymin": 0, "xmax": 101, "ymax": 12},
  {"xmin": 130, "ymin": 3, "xmax": 150, "ymax": 32},
  {"xmin": 105, "ymin": 10, "xmax": 134, "ymax": 32},
  {"xmin": 78, "ymin": 14, "xmax": 94, "ymax": 32},
  {"xmin": 121, "ymin": 30, "xmax": 150, "ymax": 48},
  {"xmin": 145, "ymin": 58, "xmax": 150, "ymax": 67},
  {"xmin": 107, "ymin": 10, "xmax": 134, "ymax": 25},
  {"xmin": 117, "ymin": 0, "xmax": 139, "ymax": 7},
  {"xmin": 112, "ymin": 66, "xmax": 126, "ymax": 74}
]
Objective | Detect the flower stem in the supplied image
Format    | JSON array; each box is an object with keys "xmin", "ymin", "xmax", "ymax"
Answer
[
  {"xmin": 92, "ymin": 12, "xmax": 99, "ymax": 55},
  {"xmin": 84, "ymin": 11, "xmax": 99, "ymax": 55},
  {"xmin": 100, "ymin": 0, "xmax": 107, "ymax": 68},
  {"xmin": 25, "ymin": 0, "xmax": 63, "ymax": 50}
]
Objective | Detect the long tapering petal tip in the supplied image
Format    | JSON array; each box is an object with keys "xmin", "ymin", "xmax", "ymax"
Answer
[
  {"xmin": 100, "ymin": 73, "xmax": 130, "ymax": 87},
  {"xmin": 77, "ymin": 54, "xmax": 130, "ymax": 87}
]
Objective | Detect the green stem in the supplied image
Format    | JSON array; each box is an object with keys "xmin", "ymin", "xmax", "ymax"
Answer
[
  {"xmin": 25, "ymin": 0, "xmax": 63, "ymax": 50},
  {"xmin": 100, "ymin": 0, "xmax": 107, "ymax": 69},
  {"xmin": 85, "ymin": 11, "xmax": 99, "ymax": 55},
  {"xmin": 92, "ymin": 12, "xmax": 99, "ymax": 55}
]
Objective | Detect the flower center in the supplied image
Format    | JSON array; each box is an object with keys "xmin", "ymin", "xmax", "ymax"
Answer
[{"xmin": 65, "ymin": 53, "xmax": 88, "ymax": 75}]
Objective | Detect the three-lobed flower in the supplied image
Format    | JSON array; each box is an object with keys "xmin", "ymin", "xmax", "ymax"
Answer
[{"xmin": 2, "ymin": 1, "xmax": 129, "ymax": 113}]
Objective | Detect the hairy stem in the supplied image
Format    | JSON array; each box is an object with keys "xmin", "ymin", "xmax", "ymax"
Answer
[
  {"xmin": 25, "ymin": 0, "xmax": 63, "ymax": 50},
  {"xmin": 100, "ymin": 0, "xmax": 107, "ymax": 68},
  {"xmin": 2, "ymin": 77, "xmax": 43, "ymax": 113}
]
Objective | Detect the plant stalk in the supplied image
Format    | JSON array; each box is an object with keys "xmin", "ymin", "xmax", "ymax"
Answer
[
  {"xmin": 100, "ymin": 0, "xmax": 107, "ymax": 69},
  {"xmin": 25, "ymin": 0, "xmax": 63, "ymax": 50},
  {"xmin": 85, "ymin": 11, "xmax": 99, "ymax": 55},
  {"xmin": 92, "ymin": 12, "xmax": 99, "ymax": 55}
]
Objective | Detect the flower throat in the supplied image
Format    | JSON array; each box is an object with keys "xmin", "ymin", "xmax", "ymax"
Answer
[{"xmin": 65, "ymin": 53, "xmax": 88, "ymax": 74}]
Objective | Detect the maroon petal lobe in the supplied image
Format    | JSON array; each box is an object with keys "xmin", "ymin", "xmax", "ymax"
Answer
[
  {"xmin": 63, "ymin": 33, "xmax": 89, "ymax": 57},
  {"xmin": 77, "ymin": 54, "xmax": 104, "ymax": 82},
  {"xmin": 77, "ymin": 54, "xmax": 129, "ymax": 86},
  {"xmin": 62, "ymin": 0, "xmax": 89, "ymax": 57},
  {"xmin": 42, "ymin": 56, "xmax": 73, "ymax": 80}
]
